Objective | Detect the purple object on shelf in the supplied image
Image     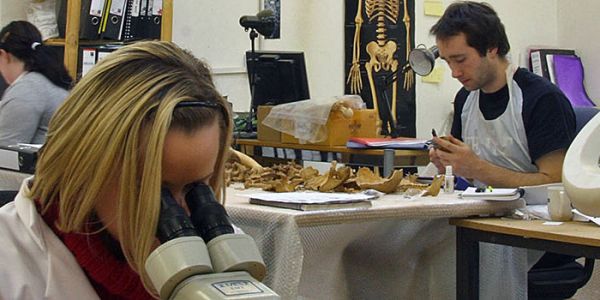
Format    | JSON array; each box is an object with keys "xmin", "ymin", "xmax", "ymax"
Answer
[{"xmin": 553, "ymin": 54, "xmax": 596, "ymax": 107}]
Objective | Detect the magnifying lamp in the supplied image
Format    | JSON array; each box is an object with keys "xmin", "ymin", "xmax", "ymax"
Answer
[
  {"xmin": 408, "ymin": 45, "xmax": 439, "ymax": 76},
  {"xmin": 239, "ymin": 9, "xmax": 276, "ymax": 38},
  {"xmin": 239, "ymin": 9, "xmax": 276, "ymax": 136}
]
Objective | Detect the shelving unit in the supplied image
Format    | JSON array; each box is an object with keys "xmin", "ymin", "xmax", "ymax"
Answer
[{"xmin": 45, "ymin": 0, "xmax": 173, "ymax": 80}]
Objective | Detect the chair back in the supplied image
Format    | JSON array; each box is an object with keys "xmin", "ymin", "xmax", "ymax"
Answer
[{"xmin": 574, "ymin": 106, "xmax": 600, "ymax": 134}]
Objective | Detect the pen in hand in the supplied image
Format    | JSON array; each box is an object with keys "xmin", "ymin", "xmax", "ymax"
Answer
[{"xmin": 428, "ymin": 128, "xmax": 438, "ymax": 149}]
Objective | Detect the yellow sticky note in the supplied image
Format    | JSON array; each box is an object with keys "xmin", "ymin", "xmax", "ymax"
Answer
[
  {"xmin": 421, "ymin": 66, "xmax": 444, "ymax": 84},
  {"xmin": 424, "ymin": 0, "xmax": 445, "ymax": 17}
]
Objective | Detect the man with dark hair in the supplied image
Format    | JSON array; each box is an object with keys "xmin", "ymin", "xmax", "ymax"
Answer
[
  {"xmin": 429, "ymin": 3, "xmax": 579, "ymax": 298},
  {"xmin": 428, "ymin": 1, "xmax": 575, "ymax": 188}
]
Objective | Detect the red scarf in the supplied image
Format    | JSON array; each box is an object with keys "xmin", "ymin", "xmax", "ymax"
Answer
[{"xmin": 41, "ymin": 202, "xmax": 154, "ymax": 300}]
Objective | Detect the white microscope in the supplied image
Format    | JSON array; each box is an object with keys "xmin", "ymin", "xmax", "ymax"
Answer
[
  {"xmin": 145, "ymin": 185, "xmax": 280, "ymax": 299},
  {"xmin": 563, "ymin": 111, "xmax": 600, "ymax": 217}
]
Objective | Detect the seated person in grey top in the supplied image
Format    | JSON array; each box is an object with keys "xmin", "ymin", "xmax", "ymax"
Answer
[{"xmin": 0, "ymin": 21, "xmax": 72, "ymax": 145}]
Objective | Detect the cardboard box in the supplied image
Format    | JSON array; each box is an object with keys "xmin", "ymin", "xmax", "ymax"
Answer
[
  {"xmin": 281, "ymin": 109, "xmax": 379, "ymax": 146},
  {"xmin": 257, "ymin": 105, "xmax": 281, "ymax": 142}
]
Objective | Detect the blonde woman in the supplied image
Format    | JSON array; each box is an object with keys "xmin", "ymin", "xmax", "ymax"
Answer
[{"xmin": 0, "ymin": 41, "xmax": 232, "ymax": 299}]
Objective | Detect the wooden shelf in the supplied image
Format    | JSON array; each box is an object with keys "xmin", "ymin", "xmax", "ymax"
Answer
[
  {"xmin": 44, "ymin": 38, "xmax": 65, "ymax": 46},
  {"xmin": 59, "ymin": 0, "xmax": 173, "ymax": 80}
]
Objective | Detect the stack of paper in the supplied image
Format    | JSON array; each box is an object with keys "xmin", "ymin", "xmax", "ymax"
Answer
[{"xmin": 460, "ymin": 187, "xmax": 523, "ymax": 201}]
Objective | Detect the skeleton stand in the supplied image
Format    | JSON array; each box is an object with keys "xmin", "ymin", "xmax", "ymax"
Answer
[{"xmin": 377, "ymin": 64, "xmax": 411, "ymax": 137}]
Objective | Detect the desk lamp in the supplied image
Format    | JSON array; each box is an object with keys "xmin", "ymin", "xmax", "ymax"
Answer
[
  {"xmin": 375, "ymin": 45, "xmax": 439, "ymax": 137},
  {"xmin": 239, "ymin": 10, "xmax": 276, "ymax": 136},
  {"xmin": 563, "ymin": 112, "xmax": 600, "ymax": 217},
  {"xmin": 408, "ymin": 45, "xmax": 439, "ymax": 76}
]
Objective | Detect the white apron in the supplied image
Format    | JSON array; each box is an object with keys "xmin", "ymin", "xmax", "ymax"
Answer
[
  {"xmin": 461, "ymin": 64, "xmax": 538, "ymax": 186},
  {"xmin": 462, "ymin": 65, "xmax": 544, "ymax": 299}
]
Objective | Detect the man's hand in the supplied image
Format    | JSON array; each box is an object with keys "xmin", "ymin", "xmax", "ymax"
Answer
[
  {"xmin": 431, "ymin": 135, "xmax": 566, "ymax": 187},
  {"xmin": 428, "ymin": 147, "xmax": 445, "ymax": 174},
  {"xmin": 432, "ymin": 135, "xmax": 483, "ymax": 178}
]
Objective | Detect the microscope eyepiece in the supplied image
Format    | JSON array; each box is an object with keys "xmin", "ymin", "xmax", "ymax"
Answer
[
  {"xmin": 156, "ymin": 188, "xmax": 198, "ymax": 243},
  {"xmin": 185, "ymin": 184, "xmax": 234, "ymax": 242}
]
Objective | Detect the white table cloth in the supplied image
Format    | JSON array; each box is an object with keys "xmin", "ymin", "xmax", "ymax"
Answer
[{"xmin": 225, "ymin": 187, "xmax": 531, "ymax": 299}]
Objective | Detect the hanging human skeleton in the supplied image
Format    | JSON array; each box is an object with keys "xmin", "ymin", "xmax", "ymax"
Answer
[{"xmin": 346, "ymin": 0, "xmax": 414, "ymax": 136}]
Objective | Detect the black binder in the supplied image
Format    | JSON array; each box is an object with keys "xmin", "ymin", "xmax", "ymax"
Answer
[
  {"xmin": 123, "ymin": 0, "xmax": 143, "ymax": 42},
  {"xmin": 146, "ymin": 0, "xmax": 162, "ymax": 39},
  {"xmin": 80, "ymin": 0, "xmax": 107, "ymax": 39},
  {"xmin": 0, "ymin": 145, "xmax": 38, "ymax": 174},
  {"xmin": 102, "ymin": 0, "xmax": 128, "ymax": 40},
  {"xmin": 137, "ymin": 0, "xmax": 149, "ymax": 38},
  {"xmin": 57, "ymin": 0, "xmax": 67, "ymax": 38}
]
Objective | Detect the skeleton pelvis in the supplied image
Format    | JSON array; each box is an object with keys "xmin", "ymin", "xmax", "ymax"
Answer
[{"xmin": 366, "ymin": 40, "xmax": 398, "ymax": 72}]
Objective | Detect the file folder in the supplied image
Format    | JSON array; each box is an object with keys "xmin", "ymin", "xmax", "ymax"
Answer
[
  {"xmin": 97, "ymin": 44, "xmax": 123, "ymax": 61},
  {"xmin": 138, "ymin": 0, "xmax": 149, "ymax": 38},
  {"xmin": 57, "ymin": 0, "xmax": 67, "ymax": 38},
  {"xmin": 123, "ymin": 0, "xmax": 143, "ymax": 42},
  {"xmin": 77, "ymin": 44, "xmax": 124, "ymax": 78},
  {"xmin": 146, "ymin": 0, "xmax": 162, "ymax": 39},
  {"xmin": 102, "ymin": 0, "xmax": 128, "ymax": 40},
  {"xmin": 80, "ymin": 0, "xmax": 107, "ymax": 39},
  {"xmin": 529, "ymin": 48, "xmax": 575, "ymax": 81},
  {"xmin": 79, "ymin": 47, "xmax": 98, "ymax": 78},
  {"xmin": 0, "ymin": 145, "xmax": 39, "ymax": 174}
]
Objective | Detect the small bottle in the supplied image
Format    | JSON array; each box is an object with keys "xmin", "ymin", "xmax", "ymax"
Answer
[{"xmin": 444, "ymin": 165, "xmax": 455, "ymax": 193}]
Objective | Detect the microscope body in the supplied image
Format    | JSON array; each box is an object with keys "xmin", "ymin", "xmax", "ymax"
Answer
[
  {"xmin": 146, "ymin": 235, "xmax": 278, "ymax": 300},
  {"xmin": 146, "ymin": 186, "xmax": 280, "ymax": 300},
  {"xmin": 171, "ymin": 271, "xmax": 276, "ymax": 300}
]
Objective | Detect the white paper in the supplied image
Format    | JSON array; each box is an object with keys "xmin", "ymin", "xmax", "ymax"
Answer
[
  {"xmin": 110, "ymin": 0, "xmax": 127, "ymax": 16},
  {"xmin": 90, "ymin": 0, "xmax": 106, "ymax": 17},
  {"xmin": 81, "ymin": 49, "xmax": 97, "ymax": 77},
  {"xmin": 572, "ymin": 209, "xmax": 600, "ymax": 226}
]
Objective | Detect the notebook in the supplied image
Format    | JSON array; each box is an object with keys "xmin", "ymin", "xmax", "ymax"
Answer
[
  {"xmin": 246, "ymin": 191, "xmax": 377, "ymax": 211},
  {"xmin": 346, "ymin": 137, "xmax": 431, "ymax": 149},
  {"xmin": 460, "ymin": 187, "xmax": 523, "ymax": 201}
]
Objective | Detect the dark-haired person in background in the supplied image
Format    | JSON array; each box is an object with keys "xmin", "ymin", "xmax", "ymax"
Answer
[
  {"xmin": 428, "ymin": 1, "xmax": 575, "ymax": 188},
  {"xmin": 0, "ymin": 20, "xmax": 72, "ymax": 145},
  {"xmin": 427, "ymin": 2, "xmax": 577, "ymax": 298}
]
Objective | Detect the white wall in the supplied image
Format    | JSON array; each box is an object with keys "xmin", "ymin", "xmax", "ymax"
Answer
[
  {"xmin": 557, "ymin": 0, "xmax": 600, "ymax": 103},
  {"xmin": 414, "ymin": 0, "xmax": 559, "ymax": 137},
  {"xmin": 173, "ymin": 0, "xmax": 345, "ymax": 113},
  {"xmin": 174, "ymin": 0, "xmax": 562, "ymax": 138},
  {"xmin": 6, "ymin": 0, "xmax": 594, "ymax": 137},
  {"xmin": 172, "ymin": 0, "xmax": 262, "ymax": 113},
  {"xmin": 0, "ymin": 0, "xmax": 27, "ymax": 27}
]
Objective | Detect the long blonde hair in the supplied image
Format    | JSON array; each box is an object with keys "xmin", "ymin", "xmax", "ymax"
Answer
[{"xmin": 29, "ymin": 41, "xmax": 232, "ymax": 295}]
